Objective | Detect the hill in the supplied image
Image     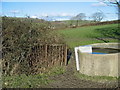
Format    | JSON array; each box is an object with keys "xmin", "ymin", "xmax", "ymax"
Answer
[{"xmin": 58, "ymin": 23, "xmax": 118, "ymax": 48}]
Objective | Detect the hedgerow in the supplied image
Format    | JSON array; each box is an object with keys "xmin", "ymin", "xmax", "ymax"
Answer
[{"xmin": 2, "ymin": 17, "xmax": 64, "ymax": 75}]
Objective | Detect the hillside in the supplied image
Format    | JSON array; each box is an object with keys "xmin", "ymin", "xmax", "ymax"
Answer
[{"xmin": 58, "ymin": 23, "xmax": 118, "ymax": 48}]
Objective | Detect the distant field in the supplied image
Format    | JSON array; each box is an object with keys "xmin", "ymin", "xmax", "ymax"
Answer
[
  {"xmin": 57, "ymin": 24, "xmax": 118, "ymax": 49},
  {"xmin": 63, "ymin": 20, "xmax": 94, "ymax": 26}
]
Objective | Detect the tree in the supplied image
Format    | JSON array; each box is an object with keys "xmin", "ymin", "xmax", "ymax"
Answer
[
  {"xmin": 89, "ymin": 0, "xmax": 120, "ymax": 42},
  {"xmin": 91, "ymin": 12, "xmax": 105, "ymax": 22},
  {"xmin": 71, "ymin": 13, "xmax": 86, "ymax": 26},
  {"xmin": 99, "ymin": 0, "xmax": 120, "ymax": 16},
  {"xmin": 99, "ymin": 0, "xmax": 120, "ymax": 7},
  {"xmin": 25, "ymin": 14, "xmax": 30, "ymax": 18},
  {"xmin": 71, "ymin": 13, "xmax": 86, "ymax": 20}
]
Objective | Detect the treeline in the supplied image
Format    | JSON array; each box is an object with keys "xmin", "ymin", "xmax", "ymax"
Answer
[{"xmin": 2, "ymin": 17, "xmax": 64, "ymax": 75}]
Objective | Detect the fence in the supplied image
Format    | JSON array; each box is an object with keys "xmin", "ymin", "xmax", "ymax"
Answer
[{"xmin": 27, "ymin": 44, "xmax": 67, "ymax": 74}]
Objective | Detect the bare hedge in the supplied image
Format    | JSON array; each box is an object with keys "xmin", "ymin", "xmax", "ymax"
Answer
[{"xmin": 2, "ymin": 17, "xmax": 64, "ymax": 75}]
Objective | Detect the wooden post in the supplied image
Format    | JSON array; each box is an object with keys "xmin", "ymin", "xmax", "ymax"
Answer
[
  {"xmin": 59, "ymin": 46, "xmax": 62, "ymax": 66},
  {"xmin": 57, "ymin": 46, "xmax": 60, "ymax": 66},
  {"xmin": 61, "ymin": 45, "xmax": 63, "ymax": 66},
  {"xmin": 64, "ymin": 45, "xmax": 67, "ymax": 65},
  {"xmin": 55, "ymin": 46, "xmax": 57, "ymax": 64},
  {"xmin": 58, "ymin": 46, "xmax": 61, "ymax": 64},
  {"xmin": 44, "ymin": 44, "xmax": 47, "ymax": 66},
  {"xmin": 51, "ymin": 45, "xmax": 54, "ymax": 65}
]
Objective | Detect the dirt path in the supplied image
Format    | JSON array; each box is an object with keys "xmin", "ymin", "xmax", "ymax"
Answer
[{"xmin": 42, "ymin": 55, "xmax": 119, "ymax": 88}]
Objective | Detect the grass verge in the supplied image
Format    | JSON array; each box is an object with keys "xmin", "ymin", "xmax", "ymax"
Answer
[
  {"xmin": 74, "ymin": 71, "xmax": 118, "ymax": 83},
  {"xmin": 2, "ymin": 66, "xmax": 66, "ymax": 88},
  {"xmin": 2, "ymin": 74, "xmax": 50, "ymax": 88},
  {"xmin": 48, "ymin": 66, "xmax": 66, "ymax": 76}
]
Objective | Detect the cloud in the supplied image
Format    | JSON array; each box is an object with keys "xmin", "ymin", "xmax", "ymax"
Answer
[
  {"xmin": 10, "ymin": 10, "xmax": 20, "ymax": 13},
  {"xmin": 40, "ymin": 13, "xmax": 74, "ymax": 17},
  {"xmin": 58, "ymin": 13, "xmax": 73, "ymax": 16},
  {"xmin": 91, "ymin": 2, "xmax": 107, "ymax": 7},
  {"xmin": 31, "ymin": 15, "xmax": 37, "ymax": 18},
  {"xmin": 41, "ymin": 13, "xmax": 48, "ymax": 17}
]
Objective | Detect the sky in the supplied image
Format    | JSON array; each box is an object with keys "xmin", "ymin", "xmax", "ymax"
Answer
[
  {"xmin": 1, "ymin": 1, "xmax": 118, "ymax": 21},
  {"xmin": 2, "ymin": 0, "xmax": 100, "ymax": 2}
]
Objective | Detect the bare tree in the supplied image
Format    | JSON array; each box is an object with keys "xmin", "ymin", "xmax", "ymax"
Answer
[
  {"xmin": 91, "ymin": 12, "xmax": 105, "ymax": 22},
  {"xmin": 71, "ymin": 13, "xmax": 86, "ymax": 20},
  {"xmin": 99, "ymin": 0, "xmax": 120, "ymax": 6},
  {"xmin": 71, "ymin": 13, "xmax": 86, "ymax": 26},
  {"xmin": 91, "ymin": 0, "xmax": 120, "ymax": 42},
  {"xmin": 99, "ymin": 0, "xmax": 120, "ymax": 20},
  {"xmin": 25, "ymin": 14, "xmax": 30, "ymax": 18},
  {"xmin": 99, "ymin": 0, "xmax": 120, "ymax": 14}
]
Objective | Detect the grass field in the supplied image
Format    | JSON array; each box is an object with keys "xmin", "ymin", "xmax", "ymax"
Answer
[{"xmin": 58, "ymin": 24, "xmax": 118, "ymax": 49}]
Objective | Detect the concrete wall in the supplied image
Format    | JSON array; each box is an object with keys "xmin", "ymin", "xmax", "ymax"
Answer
[
  {"xmin": 90, "ymin": 43, "xmax": 120, "ymax": 49},
  {"xmin": 78, "ymin": 43, "xmax": 120, "ymax": 77}
]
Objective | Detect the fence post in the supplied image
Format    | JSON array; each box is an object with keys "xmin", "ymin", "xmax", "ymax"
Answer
[
  {"xmin": 44, "ymin": 44, "xmax": 47, "ymax": 65},
  {"xmin": 60, "ymin": 45, "xmax": 63, "ymax": 66},
  {"xmin": 64, "ymin": 45, "xmax": 67, "ymax": 65}
]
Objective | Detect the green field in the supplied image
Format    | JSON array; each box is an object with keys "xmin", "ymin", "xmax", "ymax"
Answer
[{"xmin": 58, "ymin": 24, "xmax": 118, "ymax": 49}]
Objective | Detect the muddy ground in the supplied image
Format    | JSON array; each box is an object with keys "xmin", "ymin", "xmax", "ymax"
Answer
[{"xmin": 41, "ymin": 55, "xmax": 119, "ymax": 89}]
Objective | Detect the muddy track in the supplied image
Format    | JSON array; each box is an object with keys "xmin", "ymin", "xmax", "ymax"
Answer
[{"xmin": 42, "ymin": 55, "xmax": 119, "ymax": 88}]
